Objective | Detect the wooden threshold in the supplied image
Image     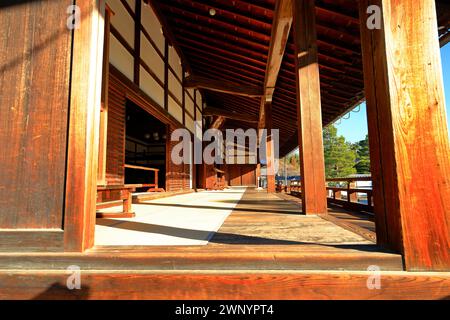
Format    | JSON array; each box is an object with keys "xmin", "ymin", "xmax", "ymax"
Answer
[
  {"xmin": 1, "ymin": 270, "xmax": 449, "ymax": 300},
  {"xmin": 0, "ymin": 244, "xmax": 403, "ymax": 271}
]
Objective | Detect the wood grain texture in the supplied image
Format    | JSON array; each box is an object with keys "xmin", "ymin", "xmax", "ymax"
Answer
[
  {"xmin": 0, "ymin": 231, "xmax": 63, "ymax": 253},
  {"xmin": 0, "ymin": 0, "xmax": 72, "ymax": 229},
  {"xmin": 293, "ymin": 0, "xmax": 327, "ymax": 215},
  {"xmin": 209, "ymin": 188, "xmax": 375, "ymax": 247},
  {"xmin": 359, "ymin": 0, "xmax": 450, "ymax": 271},
  {"xmin": 0, "ymin": 244, "xmax": 403, "ymax": 271},
  {"xmin": 227, "ymin": 165, "xmax": 257, "ymax": 187},
  {"xmin": 0, "ymin": 271, "xmax": 449, "ymax": 300},
  {"xmin": 64, "ymin": 0, "xmax": 105, "ymax": 252}
]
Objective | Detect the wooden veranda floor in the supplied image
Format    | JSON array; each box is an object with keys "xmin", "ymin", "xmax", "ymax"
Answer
[
  {"xmin": 5, "ymin": 187, "xmax": 450, "ymax": 299},
  {"xmin": 209, "ymin": 188, "xmax": 375, "ymax": 245}
]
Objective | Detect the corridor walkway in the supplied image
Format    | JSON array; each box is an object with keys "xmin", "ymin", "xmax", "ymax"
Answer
[{"xmin": 95, "ymin": 187, "xmax": 371, "ymax": 246}]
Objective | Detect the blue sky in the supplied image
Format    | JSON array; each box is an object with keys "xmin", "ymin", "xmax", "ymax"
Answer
[{"xmin": 335, "ymin": 45, "xmax": 450, "ymax": 143}]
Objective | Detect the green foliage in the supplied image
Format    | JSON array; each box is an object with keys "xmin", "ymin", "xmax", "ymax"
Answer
[
  {"xmin": 353, "ymin": 135, "xmax": 371, "ymax": 174},
  {"xmin": 323, "ymin": 125, "xmax": 357, "ymax": 178}
]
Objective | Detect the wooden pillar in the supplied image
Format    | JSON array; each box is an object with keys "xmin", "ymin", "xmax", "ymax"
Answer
[
  {"xmin": 264, "ymin": 102, "xmax": 276, "ymax": 193},
  {"xmin": 64, "ymin": 0, "xmax": 105, "ymax": 251},
  {"xmin": 293, "ymin": 0, "xmax": 327, "ymax": 215},
  {"xmin": 359, "ymin": 0, "xmax": 450, "ymax": 271},
  {"xmin": 97, "ymin": 5, "xmax": 112, "ymax": 186}
]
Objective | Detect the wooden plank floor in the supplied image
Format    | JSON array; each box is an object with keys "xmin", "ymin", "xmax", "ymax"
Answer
[
  {"xmin": 276, "ymin": 191, "xmax": 377, "ymax": 242},
  {"xmin": 209, "ymin": 188, "xmax": 374, "ymax": 245}
]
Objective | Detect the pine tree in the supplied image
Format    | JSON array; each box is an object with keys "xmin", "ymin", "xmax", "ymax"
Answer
[
  {"xmin": 354, "ymin": 135, "xmax": 371, "ymax": 174},
  {"xmin": 323, "ymin": 125, "xmax": 357, "ymax": 178}
]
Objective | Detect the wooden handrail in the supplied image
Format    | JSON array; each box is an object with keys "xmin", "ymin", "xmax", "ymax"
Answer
[
  {"xmin": 124, "ymin": 164, "xmax": 159, "ymax": 172},
  {"xmin": 326, "ymin": 177, "xmax": 372, "ymax": 183},
  {"xmin": 287, "ymin": 177, "xmax": 373, "ymax": 213},
  {"xmin": 124, "ymin": 164, "xmax": 159, "ymax": 191}
]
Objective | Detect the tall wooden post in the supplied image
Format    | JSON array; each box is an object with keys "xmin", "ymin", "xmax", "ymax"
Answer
[
  {"xmin": 293, "ymin": 0, "xmax": 327, "ymax": 215},
  {"xmin": 97, "ymin": 5, "xmax": 112, "ymax": 186},
  {"xmin": 359, "ymin": 0, "xmax": 450, "ymax": 271},
  {"xmin": 265, "ymin": 101, "xmax": 276, "ymax": 193},
  {"xmin": 64, "ymin": 0, "xmax": 105, "ymax": 251}
]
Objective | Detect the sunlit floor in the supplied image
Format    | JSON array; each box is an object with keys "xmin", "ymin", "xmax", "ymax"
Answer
[
  {"xmin": 95, "ymin": 188, "xmax": 246, "ymax": 246},
  {"xmin": 95, "ymin": 187, "xmax": 372, "ymax": 246}
]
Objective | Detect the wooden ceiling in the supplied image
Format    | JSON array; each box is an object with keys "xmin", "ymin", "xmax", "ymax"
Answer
[{"xmin": 153, "ymin": 0, "xmax": 449, "ymax": 156}]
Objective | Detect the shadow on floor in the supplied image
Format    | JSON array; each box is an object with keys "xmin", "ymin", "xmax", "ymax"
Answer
[
  {"xmin": 137, "ymin": 202, "xmax": 302, "ymax": 215},
  {"xmin": 32, "ymin": 283, "xmax": 90, "ymax": 300},
  {"xmin": 96, "ymin": 219, "xmax": 382, "ymax": 251}
]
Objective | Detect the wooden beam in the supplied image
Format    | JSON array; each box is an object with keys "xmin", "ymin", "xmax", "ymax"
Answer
[
  {"xmin": 440, "ymin": 32, "xmax": 450, "ymax": 47},
  {"xmin": 359, "ymin": 0, "xmax": 450, "ymax": 271},
  {"xmin": 203, "ymin": 106, "xmax": 258, "ymax": 123},
  {"xmin": 184, "ymin": 75, "xmax": 263, "ymax": 98},
  {"xmin": 210, "ymin": 116, "xmax": 226, "ymax": 130},
  {"xmin": 293, "ymin": 0, "xmax": 327, "ymax": 215},
  {"xmin": 64, "ymin": 0, "xmax": 105, "ymax": 251},
  {"xmin": 258, "ymin": 0, "xmax": 293, "ymax": 130},
  {"xmin": 263, "ymin": 0, "xmax": 293, "ymax": 100}
]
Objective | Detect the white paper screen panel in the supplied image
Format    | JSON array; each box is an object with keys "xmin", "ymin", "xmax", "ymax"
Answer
[
  {"xmin": 126, "ymin": 0, "xmax": 135, "ymax": 11},
  {"xmin": 196, "ymin": 108, "xmax": 202, "ymax": 123},
  {"xmin": 140, "ymin": 66, "xmax": 164, "ymax": 108},
  {"xmin": 107, "ymin": 0, "xmax": 134, "ymax": 47},
  {"xmin": 140, "ymin": 33, "xmax": 164, "ymax": 81},
  {"xmin": 169, "ymin": 97, "xmax": 183, "ymax": 124},
  {"xmin": 110, "ymin": 35, "xmax": 134, "ymax": 82},
  {"xmin": 186, "ymin": 96, "xmax": 195, "ymax": 117},
  {"xmin": 169, "ymin": 71, "xmax": 183, "ymax": 103},
  {"xmin": 196, "ymin": 93, "xmax": 202, "ymax": 110},
  {"xmin": 186, "ymin": 116, "xmax": 195, "ymax": 134},
  {"xmin": 169, "ymin": 46, "xmax": 182, "ymax": 79},
  {"xmin": 141, "ymin": 5, "xmax": 164, "ymax": 53}
]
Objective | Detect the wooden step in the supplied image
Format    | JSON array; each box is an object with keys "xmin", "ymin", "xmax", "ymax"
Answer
[
  {"xmin": 0, "ymin": 244, "xmax": 403, "ymax": 271},
  {"xmin": 1, "ymin": 270, "xmax": 449, "ymax": 300}
]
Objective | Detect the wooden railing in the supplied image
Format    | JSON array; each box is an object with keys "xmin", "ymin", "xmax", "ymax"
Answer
[
  {"xmin": 288, "ymin": 177, "xmax": 374, "ymax": 213},
  {"xmin": 124, "ymin": 164, "xmax": 160, "ymax": 192}
]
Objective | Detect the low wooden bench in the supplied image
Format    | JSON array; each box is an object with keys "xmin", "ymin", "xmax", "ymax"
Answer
[{"xmin": 96, "ymin": 185, "xmax": 139, "ymax": 219}]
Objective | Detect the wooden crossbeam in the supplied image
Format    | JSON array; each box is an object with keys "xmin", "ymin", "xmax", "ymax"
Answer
[
  {"xmin": 263, "ymin": 0, "xmax": 293, "ymax": 101},
  {"xmin": 258, "ymin": 0, "xmax": 293, "ymax": 130},
  {"xmin": 184, "ymin": 75, "xmax": 263, "ymax": 98},
  {"xmin": 210, "ymin": 116, "xmax": 226, "ymax": 130},
  {"xmin": 203, "ymin": 106, "xmax": 258, "ymax": 123}
]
